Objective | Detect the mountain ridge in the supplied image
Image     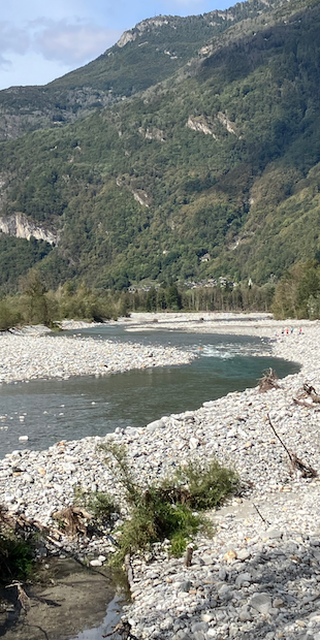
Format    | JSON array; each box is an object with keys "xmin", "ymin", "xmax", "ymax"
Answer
[
  {"xmin": 0, "ymin": 0, "xmax": 319, "ymax": 292},
  {"xmin": 0, "ymin": 0, "xmax": 289, "ymax": 141}
]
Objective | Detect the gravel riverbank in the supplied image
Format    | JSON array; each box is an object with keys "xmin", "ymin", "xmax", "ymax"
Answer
[{"xmin": 1, "ymin": 315, "xmax": 320, "ymax": 639}]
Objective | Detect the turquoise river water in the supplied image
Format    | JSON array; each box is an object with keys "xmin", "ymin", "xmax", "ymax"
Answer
[{"xmin": 0, "ymin": 326, "xmax": 299, "ymax": 459}]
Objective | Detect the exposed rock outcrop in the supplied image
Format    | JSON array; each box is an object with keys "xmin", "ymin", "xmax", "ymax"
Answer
[
  {"xmin": 117, "ymin": 16, "xmax": 170, "ymax": 47},
  {"xmin": 187, "ymin": 113, "xmax": 240, "ymax": 138},
  {"xmin": 0, "ymin": 212, "xmax": 58, "ymax": 245},
  {"xmin": 186, "ymin": 116, "xmax": 217, "ymax": 139},
  {"xmin": 138, "ymin": 127, "xmax": 165, "ymax": 142}
]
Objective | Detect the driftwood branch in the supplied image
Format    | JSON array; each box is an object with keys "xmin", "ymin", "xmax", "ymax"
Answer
[
  {"xmin": 102, "ymin": 620, "xmax": 139, "ymax": 639},
  {"xmin": 6, "ymin": 582, "xmax": 30, "ymax": 611},
  {"xmin": 253, "ymin": 503, "xmax": 271, "ymax": 526},
  {"xmin": 267, "ymin": 413, "xmax": 293, "ymax": 462},
  {"xmin": 52, "ymin": 505, "xmax": 93, "ymax": 537},
  {"xmin": 267, "ymin": 413, "xmax": 317, "ymax": 478},
  {"xmin": 293, "ymin": 383, "xmax": 320, "ymax": 407},
  {"xmin": 0, "ymin": 503, "xmax": 112, "ymax": 581}
]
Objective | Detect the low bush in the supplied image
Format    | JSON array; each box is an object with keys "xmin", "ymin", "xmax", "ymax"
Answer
[
  {"xmin": 0, "ymin": 507, "xmax": 34, "ymax": 583},
  {"xmin": 0, "ymin": 536, "xmax": 34, "ymax": 583},
  {"xmin": 171, "ymin": 458, "xmax": 239, "ymax": 511},
  {"xmin": 100, "ymin": 443, "xmax": 237, "ymax": 561}
]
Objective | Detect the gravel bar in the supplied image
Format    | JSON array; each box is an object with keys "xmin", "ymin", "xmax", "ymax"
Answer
[{"xmin": 0, "ymin": 327, "xmax": 194, "ymax": 384}]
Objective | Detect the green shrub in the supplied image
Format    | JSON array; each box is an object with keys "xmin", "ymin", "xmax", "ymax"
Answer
[
  {"xmin": 100, "ymin": 443, "xmax": 141, "ymax": 506},
  {"xmin": 0, "ymin": 533, "xmax": 34, "ymax": 583},
  {"xmin": 101, "ymin": 443, "xmax": 237, "ymax": 562},
  {"xmin": 172, "ymin": 459, "xmax": 238, "ymax": 511},
  {"xmin": 0, "ymin": 300, "xmax": 21, "ymax": 331}
]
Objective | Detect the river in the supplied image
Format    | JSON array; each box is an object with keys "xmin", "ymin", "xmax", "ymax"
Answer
[{"xmin": 0, "ymin": 326, "xmax": 299, "ymax": 459}]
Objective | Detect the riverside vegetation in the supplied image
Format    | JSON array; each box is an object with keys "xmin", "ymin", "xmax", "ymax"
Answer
[
  {"xmin": 0, "ymin": 275, "xmax": 276, "ymax": 331},
  {"xmin": 1, "ymin": 0, "xmax": 320, "ymax": 294},
  {"xmin": 1, "ymin": 261, "xmax": 319, "ymax": 332},
  {"xmin": 0, "ymin": 446, "xmax": 237, "ymax": 589}
]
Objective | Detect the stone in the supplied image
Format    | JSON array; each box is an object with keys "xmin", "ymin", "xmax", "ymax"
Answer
[
  {"xmin": 146, "ymin": 419, "xmax": 165, "ymax": 431},
  {"xmin": 250, "ymin": 593, "xmax": 272, "ymax": 615},
  {"xmin": 239, "ymin": 607, "xmax": 253, "ymax": 622},
  {"xmin": 201, "ymin": 613, "xmax": 214, "ymax": 623},
  {"xmin": 235, "ymin": 572, "xmax": 252, "ymax": 587},
  {"xmin": 219, "ymin": 567, "xmax": 227, "ymax": 580},
  {"xmin": 265, "ymin": 528, "xmax": 283, "ymax": 540},
  {"xmin": 273, "ymin": 598, "xmax": 284, "ymax": 608},
  {"xmin": 90, "ymin": 559, "xmax": 102, "ymax": 567},
  {"xmin": 191, "ymin": 622, "xmax": 208, "ymax": 632},
  {"xmin": 224, "ymin": 550, "xmax": 237, "ymax": 563}
]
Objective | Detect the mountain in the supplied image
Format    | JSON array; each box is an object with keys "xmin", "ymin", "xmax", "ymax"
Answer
[
  {"xmin": 0, "ymin": 0, "xmax": 320, "ymax": 292},
  {"xmin": 0, "ymin": 0, "xmax": 287, "ymax": 142}
]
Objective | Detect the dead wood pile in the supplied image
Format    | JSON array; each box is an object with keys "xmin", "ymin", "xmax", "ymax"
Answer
[{"xmin": 259, "ymin": 369, "xmax": 280, "ymax": 393}]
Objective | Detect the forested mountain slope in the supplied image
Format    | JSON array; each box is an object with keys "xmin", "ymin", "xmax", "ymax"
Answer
[
  {"xmin": 0, "ymin": 0, "xmax": 319, "ymax": 291},
  {"xmin": 0, "ymin": 0, "xmax": 287, "ymax": 142}
]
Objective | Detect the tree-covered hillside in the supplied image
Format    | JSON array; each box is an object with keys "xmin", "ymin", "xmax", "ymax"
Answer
[
  {"xmin": 0, "ymin": 0, "xmax": 288, "ymax": 141},
  {"xmin": 0, "ymin": 0, "xmax": 320, "ymax": 291}
]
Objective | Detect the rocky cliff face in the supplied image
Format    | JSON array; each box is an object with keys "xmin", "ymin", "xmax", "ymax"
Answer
[{"xmin": 0, "ymin": 213, "xmax": 58, "ymax": 245}]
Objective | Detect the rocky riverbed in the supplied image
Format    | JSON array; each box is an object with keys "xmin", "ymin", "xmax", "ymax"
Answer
[{"xmin": 1, "ymin": 315, "xmax": 320, "ymax": 639}]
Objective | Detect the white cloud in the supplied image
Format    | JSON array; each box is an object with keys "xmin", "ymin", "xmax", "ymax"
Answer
[
  {"xmin": 0, "ymin": 17, "xmax": 121, "ymax": 87},
  {"xmin": 0, "ymin": 52, "xmax": 72, "ymax": 88},
  {"xmin": 33, "ymin": 19, "xmax": 121, "ymax": 64},
  {"xmin": 1, "ymin": 0, "xmax": 89, "ymax": 23},
  {"xmin": 0, "ymin": 23, "xmax": 30, "ymax": 69}
]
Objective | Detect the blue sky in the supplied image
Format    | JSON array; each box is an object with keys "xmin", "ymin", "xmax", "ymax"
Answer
[{"xmin": 0, "ymin": 0, "xmax": 233, "ymax": 90}]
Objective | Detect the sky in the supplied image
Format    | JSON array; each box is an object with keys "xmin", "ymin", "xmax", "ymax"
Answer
[{"xmin": 0, "ymin": 0, "xmax": 233, "ymax": 90}]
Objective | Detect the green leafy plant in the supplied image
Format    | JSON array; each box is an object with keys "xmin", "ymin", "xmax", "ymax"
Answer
[{"xmin": 172, "ymin": 458, "xmax": 239, "ymax": 511}]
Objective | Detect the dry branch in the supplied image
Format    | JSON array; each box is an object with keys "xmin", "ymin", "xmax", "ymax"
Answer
[
  {"xmin": 253, "ymin": 503, "xmax": 270, "ymax": 526},
  {"xmin": 267, "ymin": 413, "xmax": 317, "ymax": 478},
  {"xmin": 6, "ymin": 582, "xmax": 30, "ymax": 611},
  {"xmin": 184, "ymin": 544, "xmax": 194, "ymax": 567},
  {"xmin": 52, "ymin": 505, "xmax": 93, "ymax": 537}
]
